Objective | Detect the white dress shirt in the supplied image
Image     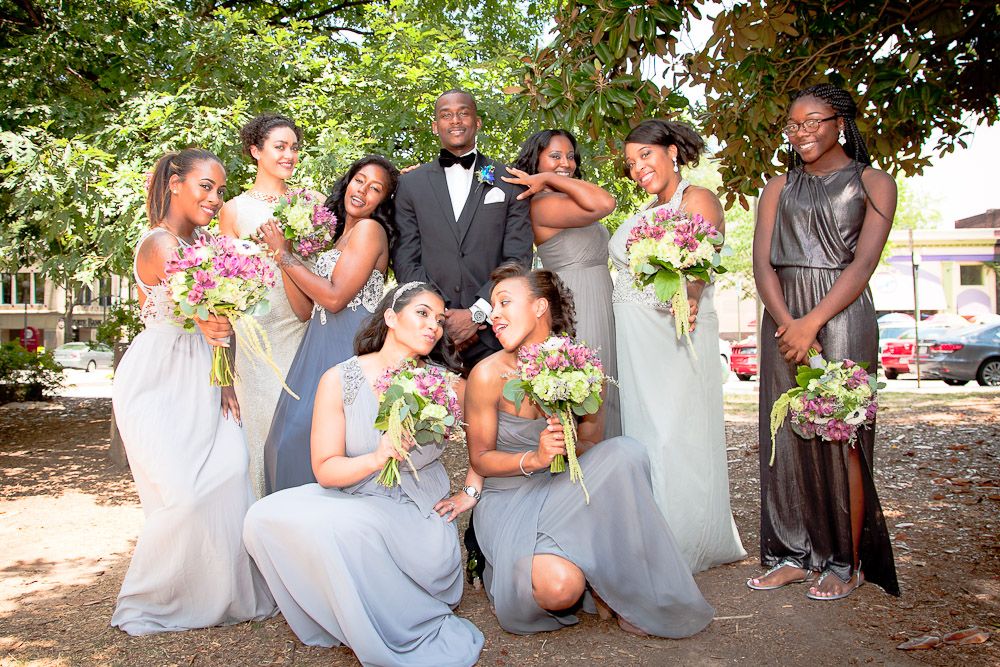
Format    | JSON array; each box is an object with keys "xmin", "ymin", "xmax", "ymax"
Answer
[{"xmin": 443, "ymin": 149, "xmax": 477, "ymax": 220}]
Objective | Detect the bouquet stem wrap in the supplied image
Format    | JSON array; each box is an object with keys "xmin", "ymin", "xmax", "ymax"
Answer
[
  {"xmin": 376, "ymin": 395, "xmax": 420, "ymax": 487},
  {"xmin": 551, "ymin": 406, "xmax": 589, "ymax": 503}
]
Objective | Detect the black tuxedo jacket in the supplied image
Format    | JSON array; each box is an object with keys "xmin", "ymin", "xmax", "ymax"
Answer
[{"xmin": 392, "ymin": 152, "xmax": 533, "ymax": 354}]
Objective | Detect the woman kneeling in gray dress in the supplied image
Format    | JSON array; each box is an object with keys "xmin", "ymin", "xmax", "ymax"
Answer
[
  {"xmin": 244, "ymin": 282, "xmax": 484, "ymax": 667},
  {"xmin": 466, "ymin": 262, "xmax": 715, "ymax": 637}
]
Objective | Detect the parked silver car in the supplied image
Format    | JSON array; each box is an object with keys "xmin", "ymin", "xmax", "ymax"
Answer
[
  {"xmin": 52, "ymin": 342, "xmax": 114, "ymax": 372},
  {"xmin": 918, "ymin": 323, "xmax": 1000, "ymax": 386}
]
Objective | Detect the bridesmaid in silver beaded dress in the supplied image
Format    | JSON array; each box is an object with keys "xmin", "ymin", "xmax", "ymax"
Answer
[
  {"xmin": 609, "ymin": 120, "xmax": 746, "ymax": 574},
  {"xmin": 259, "ymin": 155, "xmax": 399, "ymax": 494},
  {"xmin": 219, "ymin": 113, "xmax": 318, "ymax": 499},
  {"xmin": 502, "ymin": 129, "xmax": 622, "ymax": 438}
]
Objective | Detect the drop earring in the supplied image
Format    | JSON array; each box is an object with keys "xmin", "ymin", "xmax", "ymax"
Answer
[
  {"xmin": 839, "ymin": 128, "xmax": 846, "ymax": 144},
  {"xmin": 672, "ymin": 156, "xmax": 679, "ymax": 173}
]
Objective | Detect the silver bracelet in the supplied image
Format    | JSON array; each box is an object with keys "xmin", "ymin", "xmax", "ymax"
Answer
[{"xmin": 518, "ymin": 451, "xmax": 533, "ymax": 477}]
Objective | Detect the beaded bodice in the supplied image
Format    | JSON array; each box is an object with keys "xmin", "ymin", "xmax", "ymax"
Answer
[
  {"xmin": 312, "ymin": 249, "xmax": 386, "ymax": 324},
  {"xmin": 609, "ymin": 179, "xmax": 689, "ymax": 310}
]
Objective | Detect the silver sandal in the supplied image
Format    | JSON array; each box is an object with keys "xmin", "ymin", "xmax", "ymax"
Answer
[{"xmin": 746, "ymin": 559, "xmax": 816, "ymax": 591}]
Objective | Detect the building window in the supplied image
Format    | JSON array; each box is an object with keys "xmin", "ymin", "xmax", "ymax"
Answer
[
  {"xmin": 0, "ymin": 274, "xmax": 10, "ymax": 305},
  {"xmin": 74, "ymin": 283, "xmax": 94, "ymax": 306},
  {"xmin": 959, "ymin": 265, "xmax": 984, "ymax": 286},
  {"xmin": 33, "ymin": 273, "xmax": 45, "ymax": 304},
  {"xmin": 15, "ymin": 273, "xmax": 31, "ymax": 304}
]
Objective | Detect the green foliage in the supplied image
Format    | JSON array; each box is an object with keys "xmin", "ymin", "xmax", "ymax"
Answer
[
  {"xmin": 0, "ymin": 0, "xmax": 557, "ymax": 285},
  {"xmin": 514, "ymin": 1, "xmax": 1000, "ymax": 207},
  {"xmin": 0, "ymin": 342, "xmax": 65, "ymax": 403},
  {"xmin": 95, "ymin": 299, "xmax": 143, "ymax": 346}
]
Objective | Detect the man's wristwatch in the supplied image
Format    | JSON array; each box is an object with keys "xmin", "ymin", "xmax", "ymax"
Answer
[
  {"xmin": 463, "ymin": 485, "xmax": 481, "ymax": 500},
  {"xmin": 469, "ymin": 298, "xmax": 493, "ymax": 325}
]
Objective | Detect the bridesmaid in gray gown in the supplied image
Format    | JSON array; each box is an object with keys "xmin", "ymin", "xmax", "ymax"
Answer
[
  {"xmin": 750, "ymin": 84, "xmax": 899, "ymax": 600},
  {"xmin": 259, "ymin": 155, "xmax": 398, "ymax": 494},
  {"xmin": 466, "ymin": 263, "xmax": 714, "ymax": 637},
  {"xmin": 244, "ymin": 283, "xmax": 484, "ymax": 667},
  {"xmin": 503, "ymin": 130, "xmax": 622, "ymax": 437}
]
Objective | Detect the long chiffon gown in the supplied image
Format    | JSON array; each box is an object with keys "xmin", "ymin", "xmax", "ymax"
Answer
[
  {"xmin": 110, "ymin": 229, "xmax": 275, "ymax": 635},
  {"xmin": 263, "ymin": 249, "xmax": 385, "ymax": 494},
  {"xmin": 244, "ymin": 357, "xmax": 484, "ymax": 667},
  {"xmin": 230, "ymin": 193, "xmax": 308, "ymax": 498},
  {"xmin": 609, "ymin": 180, "xmax": 746, "ymax": 573},
  {"xmin": 473, "ymin": 412, "xmax": 714, "ymax": 637},
  {"xmin": 759, "ymin": 162, "xmax": 899, "ymax": 595},
  {"xmin": 536, "ymin": 222, "xmax": 622, "ymax": 438}
]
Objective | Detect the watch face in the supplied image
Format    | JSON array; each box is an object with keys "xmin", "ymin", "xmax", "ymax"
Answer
[{"xmin": 472, "ymin": 310, "xmax": 486, "ymax": 323}]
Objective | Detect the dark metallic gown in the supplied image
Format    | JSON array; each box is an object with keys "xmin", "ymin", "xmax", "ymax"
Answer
[{"xmin": 758, "ymin": 162, "xmax": 899, "ymax": 595}]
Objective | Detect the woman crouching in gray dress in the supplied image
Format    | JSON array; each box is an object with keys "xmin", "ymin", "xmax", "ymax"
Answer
[
  {"xmin": 244, "ymin": 282, "xmax": 485, "ymax": 667},
  {"xmin": 466, "ymin": 262, "xmax": 714, "ymax": 637}
]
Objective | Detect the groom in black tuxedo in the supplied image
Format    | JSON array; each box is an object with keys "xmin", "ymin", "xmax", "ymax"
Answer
[{"xmin": 393, "ymin": 89, "xmax": 533, "ymax": 371}]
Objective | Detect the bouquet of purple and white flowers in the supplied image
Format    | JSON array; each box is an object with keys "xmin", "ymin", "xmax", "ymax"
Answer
[
  {"xmin": 625, "ymin": 206, "xmax": 727, "ymax": 353},
  {"xmin": 373, "ymin": 358, "xmax": 465, "ymax": 487},
  {"xmin": 768, "ymin": 351, "xmax": 883, "ymax": 466},
  {"xmin": 503, "ymin": 335, "xmax": 612, "ymax": 503},
  {"xmin": 271, "ymin": 189, "xmax": 338, "ymax": 258},
  {"xmin": 165, "ymin": 235, "xmax": 293, "ymax": 393}
]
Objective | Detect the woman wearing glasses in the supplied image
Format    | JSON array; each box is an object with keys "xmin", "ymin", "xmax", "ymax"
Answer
[{"xmin": 749, "ymin": 84, "xmax": 899, "ymax": 601}]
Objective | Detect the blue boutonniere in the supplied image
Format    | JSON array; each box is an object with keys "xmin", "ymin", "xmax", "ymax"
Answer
[{"xmin": 477, "ymin": 164, "xmax": 495, "ymax": 186}]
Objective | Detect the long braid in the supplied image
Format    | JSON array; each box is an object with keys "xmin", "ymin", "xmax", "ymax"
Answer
[{"xmin": 787, "ymin": 83, "xmax": 888, "ymax": 220}]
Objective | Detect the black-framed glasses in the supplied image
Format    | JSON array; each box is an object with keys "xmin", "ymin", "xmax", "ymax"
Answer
[{"xmin": 782, "ymin": 115, "xmax": 837, "ymax": 137}]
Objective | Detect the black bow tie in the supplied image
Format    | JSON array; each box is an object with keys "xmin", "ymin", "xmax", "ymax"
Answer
[{"xmin": 438, "ymin": 150, "xmax": 476, "ymax": 169}]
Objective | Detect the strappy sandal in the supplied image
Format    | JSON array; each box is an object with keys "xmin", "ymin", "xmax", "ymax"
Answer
[
  {"xmin": 746, "ymin": 559, "xmax": 816, "ymax": 591},
  {"xmin": 805, "ymin": 567, "xmax": 864, "ymax": 601}
]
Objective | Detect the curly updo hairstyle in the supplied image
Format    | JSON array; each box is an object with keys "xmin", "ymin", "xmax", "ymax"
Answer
[
  {"xmin": 788, "ymin": 84, "xmax": 873, "ymax": 169},
  {"xmin": 621, "ymin": 119, "xmax": 705, "ymax": 178},
  {"xmin": 146, "ymin": 148, "xmax": 224, "ymax": 228},
  {"xmin": 490, "ymin": 262, "xmax": 577, "ymax": 338},
  {"xmin": 239, "ymin": 113, "xmax": 302, "ymax": 162},
  {"xmin": 323, "ymin": 154, "xmax": 400, "ymax": 252},
  {"xmin": 511, "ymin": 129, "xmax": 583, "ymax": 178},
  {"xmin": 354, "ymin": 282, "xmax": 462, "ymax": 373}
]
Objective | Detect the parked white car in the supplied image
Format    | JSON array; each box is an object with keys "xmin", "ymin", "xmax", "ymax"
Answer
[{"xmin": 52, "ymin": 342, "xmax": 114, "ymax": 371}]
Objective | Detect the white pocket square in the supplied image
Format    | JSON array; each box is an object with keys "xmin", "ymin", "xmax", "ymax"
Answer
[{"xmin": 483, "ymin": 188, "xmax": 506, "ymax": 205}]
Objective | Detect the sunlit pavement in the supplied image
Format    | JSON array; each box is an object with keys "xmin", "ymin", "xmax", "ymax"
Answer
[{"xmin": 57, "ymin": 368, "xmax": 114, "ymax": 398}]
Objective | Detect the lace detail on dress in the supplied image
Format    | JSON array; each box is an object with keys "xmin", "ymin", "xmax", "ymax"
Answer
[
  {"xmin": 611, "ymin": 180, "xmax": 690, "ymax": 311},
  {"xmin": 311, "ymin": 249, "xmax": 387, "ymax": 325},
  {"xmin": 139, "ymin": 284, "xmax": 182, "ymax": 326},
  {"xmin": 341, "ymin": 357, "xmax": 365, "ymax": 406}
]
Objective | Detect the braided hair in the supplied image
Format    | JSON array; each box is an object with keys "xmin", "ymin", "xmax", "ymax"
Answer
[
  {"xmin": 490, "ymin": 262, "xmax": 577, "ymax": 338},
  {"xmin": 788, "ymin": 84, "xmax": 872, "ymax": 169}
]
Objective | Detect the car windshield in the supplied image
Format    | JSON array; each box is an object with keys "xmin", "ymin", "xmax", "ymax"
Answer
[
  {"xmin": 878, "ymin": 325, "xmax": 912, "ymax": 340},
  {"xmin": 899, "ymin": 327, "xmax": 953, "ymax": 341},
  {"xmin": 58, "ymin": 343, "xmax": 87, "ymax": 350}
]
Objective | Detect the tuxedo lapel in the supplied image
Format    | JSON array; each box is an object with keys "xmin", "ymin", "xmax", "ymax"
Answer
[
  {"xmin": 455, "ymin": 154, "xmax": 488, "ymax": 244},
  {"xmin": 426, "ymin": 163, "xmax": 459, "ymax": 236}
]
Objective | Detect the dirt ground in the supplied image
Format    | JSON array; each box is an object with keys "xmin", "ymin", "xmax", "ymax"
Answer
[{"xmin": 1, "ymin": 391, "xmax": 997, "ymax": 666}]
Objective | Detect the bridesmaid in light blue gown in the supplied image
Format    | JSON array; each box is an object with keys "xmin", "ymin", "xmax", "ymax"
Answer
[
  {"xmin": 466, "ymin": 263, "xmax": 714, "ymax": 637},
  {"xmin": 259, "ymin": 155, "xmax": 398, "ymax": 494},
  {"xmin": 609, "ymin": 120, "xmax": 746, "ymax": 574},
  {"xmin": 244, "ymin": 283, "xmax": 485, "ymax": 667}
]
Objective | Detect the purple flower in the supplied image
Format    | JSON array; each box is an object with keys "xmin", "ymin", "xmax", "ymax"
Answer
[{"xmin": 823, "ymin": 419, "xmax": 854, "ymax": 442}]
